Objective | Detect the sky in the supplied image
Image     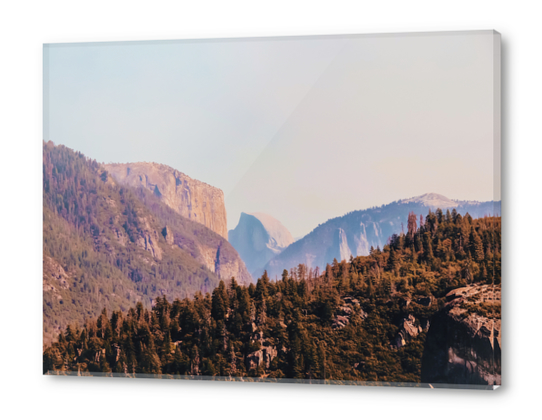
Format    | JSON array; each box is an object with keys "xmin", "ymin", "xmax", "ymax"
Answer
[{"xmin": 44, "ymin": 31, "xmax": 500, "ymax": 238}]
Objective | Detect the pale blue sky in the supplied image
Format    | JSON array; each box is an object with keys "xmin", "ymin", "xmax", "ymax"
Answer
[{"xmin": 44, "ymin": 31, "xmax": 499, "ymax": 238}]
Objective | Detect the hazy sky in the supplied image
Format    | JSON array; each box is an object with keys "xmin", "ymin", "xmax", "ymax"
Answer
[{"xmin": 44, "ymin": 31, "xmax": 500, "ymax": 238}]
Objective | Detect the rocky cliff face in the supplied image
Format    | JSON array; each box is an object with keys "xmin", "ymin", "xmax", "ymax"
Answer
[
  {"xmin": 131, "ymin": 185, "xmax": 253, "ymax": 286},
  {"xmin": 134, "ymin": 215, "xmax": 163, "ymax": 260},
  {"xmin": 194, "ymin": 240, "xmax": 252, "ymax": 286},
  {"xmin": 229, "ymin": 212, "xmax": 294, "ymax": 279},
  {"xmin": 104, "ymin": 162, "xmax": 228, "ymax": 239},
  {"xmin": 264, "ymin": 194, "xmax": 501, "ymax": 279},
  {"xmin": 421, "ymin": 284, "xmax": 501, "ymax": 387}
]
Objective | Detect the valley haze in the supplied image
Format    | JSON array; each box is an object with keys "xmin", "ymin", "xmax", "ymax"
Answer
[{"xmin": 44, "ymin": 31, "xmax": 499, "ymax": 238}]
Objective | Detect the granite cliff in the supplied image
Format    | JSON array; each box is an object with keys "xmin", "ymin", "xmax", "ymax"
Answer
[
  {"xmin": 229, "ymin": 212, "xmax": 294, "ymax": 279},
  {"xmin": 421, "ymin": 284, "xmax": 501, "ymax": 387},
  {"xmin": 132, "ymin": 186, "xmax": 252, "ymax": 286},
  {"xmin": 104, "ymin": 162, "xmax": 228, "ymax": 239}
]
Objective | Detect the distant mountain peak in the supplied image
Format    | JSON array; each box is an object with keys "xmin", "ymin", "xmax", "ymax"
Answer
[
  {"xmin": 229, "ymin": 212, "xmax": 294, "ymax": 279},
  {"xmin": 263, "ymin": 195, "xmax": 499, "ymax": 279},
  {"xmin": 399, "ymin": 193, "xmax": 457, "ymax": 208},
  {"xmin": 244, "ymin": 212, "xmax": 294, "ymax": 250}
]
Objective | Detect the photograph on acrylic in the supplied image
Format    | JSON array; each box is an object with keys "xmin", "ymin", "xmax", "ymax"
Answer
[{"xmin": 43, "ymin": 30, "xmax": 501, "ymax": 389}]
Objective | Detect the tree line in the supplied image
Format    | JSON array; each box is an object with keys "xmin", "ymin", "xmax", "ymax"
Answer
[{"xmin": 45, "ymin": 210, "xmax": 500, "ymax": 383}]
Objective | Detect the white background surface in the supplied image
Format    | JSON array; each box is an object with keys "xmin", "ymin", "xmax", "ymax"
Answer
[{"xmin": 0, "ymin": 1, "xmax": 539, "ymax": 419}]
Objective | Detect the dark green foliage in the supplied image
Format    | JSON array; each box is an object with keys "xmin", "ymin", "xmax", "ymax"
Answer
[{"xmin": 45, "ymin": 211, "xmax": 501, "ymax": 382}]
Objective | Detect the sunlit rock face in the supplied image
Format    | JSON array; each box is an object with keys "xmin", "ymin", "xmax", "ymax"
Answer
[{"xmin": 105, "ymin": 162, "xmax": 228, "ymax": 239}]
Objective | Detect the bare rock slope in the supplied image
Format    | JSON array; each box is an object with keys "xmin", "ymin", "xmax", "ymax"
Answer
[
  {"xmin": 105, "ymin": 162, "xmax": 228, "ymax": 239},
  {"xmin": 421, "ymin": 284, "xmax": 501, "ymax": 387}
]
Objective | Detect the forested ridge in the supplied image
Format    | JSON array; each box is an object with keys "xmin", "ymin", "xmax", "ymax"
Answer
[
  {"xmin": 43, "ymin": 142, "xmax": 248, "ymax": 346},
  {"xmin": 263, "ymin": 192, "xmax": 500, "ymax": 279},
  {"xmin": 44, "ymin": 209, "xmax": 501, "ymax": 383}
]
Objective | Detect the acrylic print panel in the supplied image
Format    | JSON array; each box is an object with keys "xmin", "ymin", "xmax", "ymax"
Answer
[{"xmin": 43, "ymin": 30, "xmax": 501, "ymax": 389}]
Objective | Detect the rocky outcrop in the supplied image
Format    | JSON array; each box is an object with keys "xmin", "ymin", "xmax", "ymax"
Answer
[
  {"xmin": 264, "ymin": 194, "xmax": 500, "ymax": 279},
  {"xmin": 246, "ymin": 346, "xmax": 278, "ymax": 371},
  {"xmin": 127, "ymin": 178, "xmax": 252, "ymax": 285},
  {"xmin": 135, "ymin": 216, "xmax": 162, "ymax": 260},
  {"xmin": 421, "ymin": 284, "xmax": 501, "ymax": 386},
  {"xmin": 43, "ymin": 255, "xmax": 70, "ymax": 291},
  {"xmin": 104, "ymin": 162, "xmax": 228, "ymax": 239},
  {"xmin": 162, "ymin": 226, "xmax": 174, "ymax": 245},
  {"xmin": 332, "ymin": 296, "xmax": 367, "ymax": 330},
  {"xmin": 245, "ymin": 328, "xmax": 278, "ymax": 371},
  {"xmin": 391, "ymin": 314, "xmax": 429, "ymax": 348},
  {"xmin": 196, "ymin": 241, "xmax": 252, "ymax": 285},
  {"xmin": 229, "ymin": 212, "xmax": 294, "ymax": 279}
]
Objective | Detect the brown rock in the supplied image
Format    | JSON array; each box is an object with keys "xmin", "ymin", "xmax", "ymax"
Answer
[
  {"xmin": 105, "ymin": 162, "xmax": 228, "ymax": 239},
  {"xmin": 134, "ymin": 217, "xmax": 162, "ymax": 260},
  {"xmin": 162, "ymin": 226, "xmax": 175, "ymax": 245},
  {"xmin": 43, "ymin": 255, "xmax": 70, "ymax": 290},
  {"xmin": 246, "ymin": 346, "xmax": 278, "ymax": 371},
  {"xmin": 195, "ymin": 242, "xmax": 252, "ymax": 285},
  {"xmin": 392, "ymin": 314, "xmax": 425, "ymax": 348}
]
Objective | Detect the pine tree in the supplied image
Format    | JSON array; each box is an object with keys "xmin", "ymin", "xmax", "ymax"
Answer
[
  {"xmin": 211, "ymin": 286, "xmax": 227, "ymax": 320},
  {"xmin": 387, "ymin": 247, "xmax": 399, "ymax": 272},
  {"xmin": 423, "ymin": 232, "xmax": 434, "ymax": 261},
  {"xmin": 470, "ymin": 227, "xmax": 485, "ymax": 262}
]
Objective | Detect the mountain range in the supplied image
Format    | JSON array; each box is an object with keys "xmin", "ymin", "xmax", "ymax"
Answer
[
  {"xmin": 43, "ymin": 142, "xmax": 500, "ymax": 349},
  {"xmin": 261, "ymin": 193, "xmax": 500, "ymax": 279}
]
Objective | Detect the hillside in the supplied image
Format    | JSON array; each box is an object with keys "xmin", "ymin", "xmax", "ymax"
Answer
[
  {"xmin": 44, "ymin": 210, "xmax": 501, "ymax": 387},
  {"xmin": 229, "ymin": 212, "xmax": 294, "ymax": 279},
  {"xmin": 43, "ymin": 142, "xmax": 250, "ymax": 346},
  {"xmin": 264, "ymin": 193, "xmax": 500, "ymax": 279}
]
